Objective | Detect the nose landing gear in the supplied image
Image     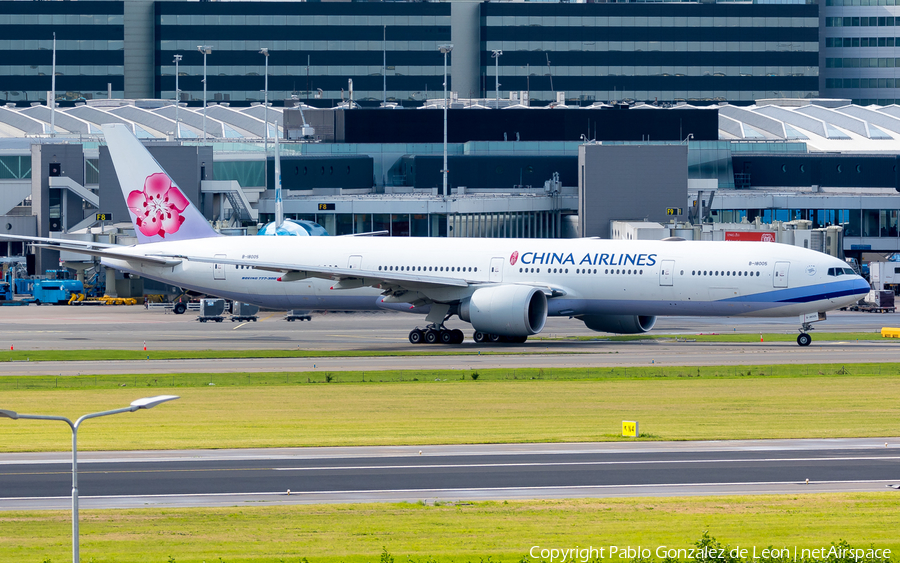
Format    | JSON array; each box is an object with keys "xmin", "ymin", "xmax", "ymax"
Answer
[{"xmin": 796, "ymin": 312, "xmax": 825, "ymax": 347}]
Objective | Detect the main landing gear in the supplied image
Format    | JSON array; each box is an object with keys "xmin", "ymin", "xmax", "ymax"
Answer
[
  {"xmin": 473, "ymin": 331, "xmax": 528, "ymax": 344},
  {"xmin": 409, "ymin": 326, "xmax": 464, "ymax": 345},
  {"xmin": 407, "ymin": 327, "xmax": 528, "ymax": 345},
  {"xmin": 408, "ymin": 303, "xmax": 464, "ymax": 345},
  {"xmin": 406, "ymin": 303, "xmax": 529, "ymax": 345}
]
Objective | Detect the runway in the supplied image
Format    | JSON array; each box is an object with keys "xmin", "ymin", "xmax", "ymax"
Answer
[{"xmin": 1, "ymin": 438, "xmax": 898, "ymax": 510}]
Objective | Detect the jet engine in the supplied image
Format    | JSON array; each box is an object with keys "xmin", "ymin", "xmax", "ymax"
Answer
[
  {"xmin": 578, "ymin": 314, "xmax": 657, "ymax": 334},
  {"xmin": 459, "ymin": 285, "xmax": 547, "ymax": 337}
]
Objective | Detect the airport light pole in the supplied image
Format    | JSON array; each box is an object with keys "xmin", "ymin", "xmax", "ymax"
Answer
[
  {"xmin": 197, "ymin": 45, "xmax": 212, "ymax": 140},
  {"xmin": 259, "ymin": 48, "xmax": 269, "ymax": 155},
  {"xmin": 491, "ymin": 50, "xmax": 503, "ymax": 109},
  {"xmin": 173, "ymin": 54, "xmax": 182, "ymax": 138},
  {"xmin": 0, "ymin": 396, "xmax": 180, "ymax": 563},
  {"xmin": 439, "ymin": 44, "xmax": 453, "ymax": 197}
]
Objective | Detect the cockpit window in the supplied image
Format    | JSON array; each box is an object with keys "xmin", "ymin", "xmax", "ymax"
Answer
[{"xmin": 828, "ymin": 267, "xmax": 858, "ymax": 276}]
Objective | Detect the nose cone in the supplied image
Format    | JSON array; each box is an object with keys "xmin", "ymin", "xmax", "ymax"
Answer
[{"xmin": 851, "ymin": 275, "xmax": 870, "ymax": 297}]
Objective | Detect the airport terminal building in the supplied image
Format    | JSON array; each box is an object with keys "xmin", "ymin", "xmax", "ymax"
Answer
[{"xmin": 1, "ymin": 0, "xmax": 894, "ymax": 106}]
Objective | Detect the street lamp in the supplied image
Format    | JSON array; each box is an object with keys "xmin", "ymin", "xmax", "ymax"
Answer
[
  {"xmin": 491, "ymin": 49, "xmax": 503, "ymax": 109},
  {"xmin": 259, "ymin": 48, "xmax": 269, "ymax": 155},
  {"xmin": 197, "ymin": 45, "xmax": 212, "ymax": 140},
  {"xmin": 439, "ymin": 44, "xmax": 453, "ymax": 197},
  {"xmin": 0, "ymin": 395, "xmax": 180, "ymax": 563},
  {"xmin": 173, "ymin": 54, "xmax": 182, "ymax": 138}
]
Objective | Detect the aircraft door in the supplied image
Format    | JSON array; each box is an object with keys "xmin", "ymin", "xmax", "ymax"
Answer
[
  {"xmin": 348, "ymin": 255, "xmax": 362, "ymax": 269},
  {"xmin": 774, "ymin": 261, "xmax": 790, "ymax": 288},
  {"xmin": 490, "ymin": 257, "xmax": 504, "ymax": 283},
  {"xmin": 214, "ymin": 254, "xmax": 226, "ymax": 280},
  {"xmin": 659, "ymin": 260, "xmax": 675, "ymax": 286}
]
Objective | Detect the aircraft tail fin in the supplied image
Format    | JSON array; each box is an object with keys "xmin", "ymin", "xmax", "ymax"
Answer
[{"xmin": 102, "ymin": 123, "xmax": 219, "ymax": 244}]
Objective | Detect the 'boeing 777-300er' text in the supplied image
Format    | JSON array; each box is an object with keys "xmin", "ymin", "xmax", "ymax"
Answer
[{"xmin": 2, "ymin": 124, "xmax": 870, "ymax": 346}]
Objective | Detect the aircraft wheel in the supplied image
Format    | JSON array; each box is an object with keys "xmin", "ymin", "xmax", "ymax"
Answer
[
  {"xmin": 425, "ymin": 329, "xmax": 439, "ymax": 344},
  {"xmin": 797, "ymin": 333, "xmax": 812, "ymax": 347},
  {"xmin": 451, "ymin": 329, "xmax": 465, "ymax": 344},
  {"xmin": 473, "ymin": 331, "xmax": 487, "ymax": 343},
  {"xmin": 173, "ymin": 302, "xmax": 187, "ymax": 315},
  {"xmin": 488, "ymin": 334, "xmax": 501, "ymax": 343},
  {"xmin": 409, "ymin": 329, "xmax": 424, "ymax": 344},
  {"xmin": 440, "ymin": 330, "xmax": 454, "ymax": 344}
]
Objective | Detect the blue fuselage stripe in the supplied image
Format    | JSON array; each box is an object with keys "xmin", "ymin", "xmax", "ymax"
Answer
[{"xmin": 718, "ymin": 279, "xmax": 869, "ymax": 305}]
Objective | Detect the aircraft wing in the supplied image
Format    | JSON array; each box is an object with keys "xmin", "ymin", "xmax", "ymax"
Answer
[
  {"xmin": 163, "ymin": 253, "xmax": 567, "ymax": 300},
  {"xmin": 0, "ymin": 234, "xmax": 183, "ymax": 267},
  {"xmin": 157, "ymin": 253, "xmax": 471, "ymax": 288}
]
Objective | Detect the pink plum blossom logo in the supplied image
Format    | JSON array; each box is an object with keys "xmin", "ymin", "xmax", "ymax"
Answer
[
  {"xmin": 510, "ymin": 251, "xmax": 519, "ymax": 266},
  {"xmin": 126, "ymin": 173, "xmax": 190, "ymax": 238}
]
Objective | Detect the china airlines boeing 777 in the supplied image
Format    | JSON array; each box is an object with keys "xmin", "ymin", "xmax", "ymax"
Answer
[{"xmin": 2, "ymin": 124, "xmax": 870, "ymax": 346}]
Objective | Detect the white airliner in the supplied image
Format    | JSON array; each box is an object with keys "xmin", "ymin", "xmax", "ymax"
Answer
[{"xmin": 2, "ymin": 124, "xmax": 870, "ymax": 346}]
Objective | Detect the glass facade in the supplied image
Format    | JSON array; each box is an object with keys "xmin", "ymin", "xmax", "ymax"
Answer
[
  {"xmin": 0, "ymin": 1, "xmax": 827, "ymax": 108},
  {"xmin": 258, "ymin": 212, "xmax": 448, "ymax": 237},
  {"xmin": 481, "ymin": 2, "xmax": 819, "ymax": 105},
  {"xmin": 155, "ymin": 2, "xmax": 451, "ymax": 105},
  {"xmin": 821, "ymin": 0, "xmax": 900, "ymax": 103},
  {"xmin": 0, "ymin": 155, "xmax": 31, "ymax": 179},
  {"xmin": 713, "ymin": 207, "xmax": 900, "ymax": 239},
  {"xmin": 0, "ymin": 1, "xmax": 124, "ymax": 104}
]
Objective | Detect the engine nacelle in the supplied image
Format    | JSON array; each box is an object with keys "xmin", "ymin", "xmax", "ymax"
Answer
[
  {"xmin": 459, "ymin": 285, "xmax": 547, "ymax": 337},
  {"xmin": 579, "ymin": 314, "xmax": 657, "ymax": 334}
]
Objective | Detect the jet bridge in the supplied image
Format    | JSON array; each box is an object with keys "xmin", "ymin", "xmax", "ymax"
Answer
[{"xmin": 201, "ymin": 180, "xmax": 258, "ymax": 224}]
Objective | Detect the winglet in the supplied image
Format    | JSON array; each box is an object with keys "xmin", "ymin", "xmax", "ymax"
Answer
[{"xmin": 102, "ymin": 123, "xmax": 219, "ymax": 244}]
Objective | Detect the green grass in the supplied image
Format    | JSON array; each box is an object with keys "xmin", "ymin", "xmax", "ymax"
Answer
[
  {"xmin": 1, "ymin": 494, "xmax": 898, "ymax": 562},
  {"xmin": 3, "ymin": 369, "xmax": 900, "ymax": 452},
  {"xmin": 3, "ymin": 362, "xmax": 900, "ymax": 391}
]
